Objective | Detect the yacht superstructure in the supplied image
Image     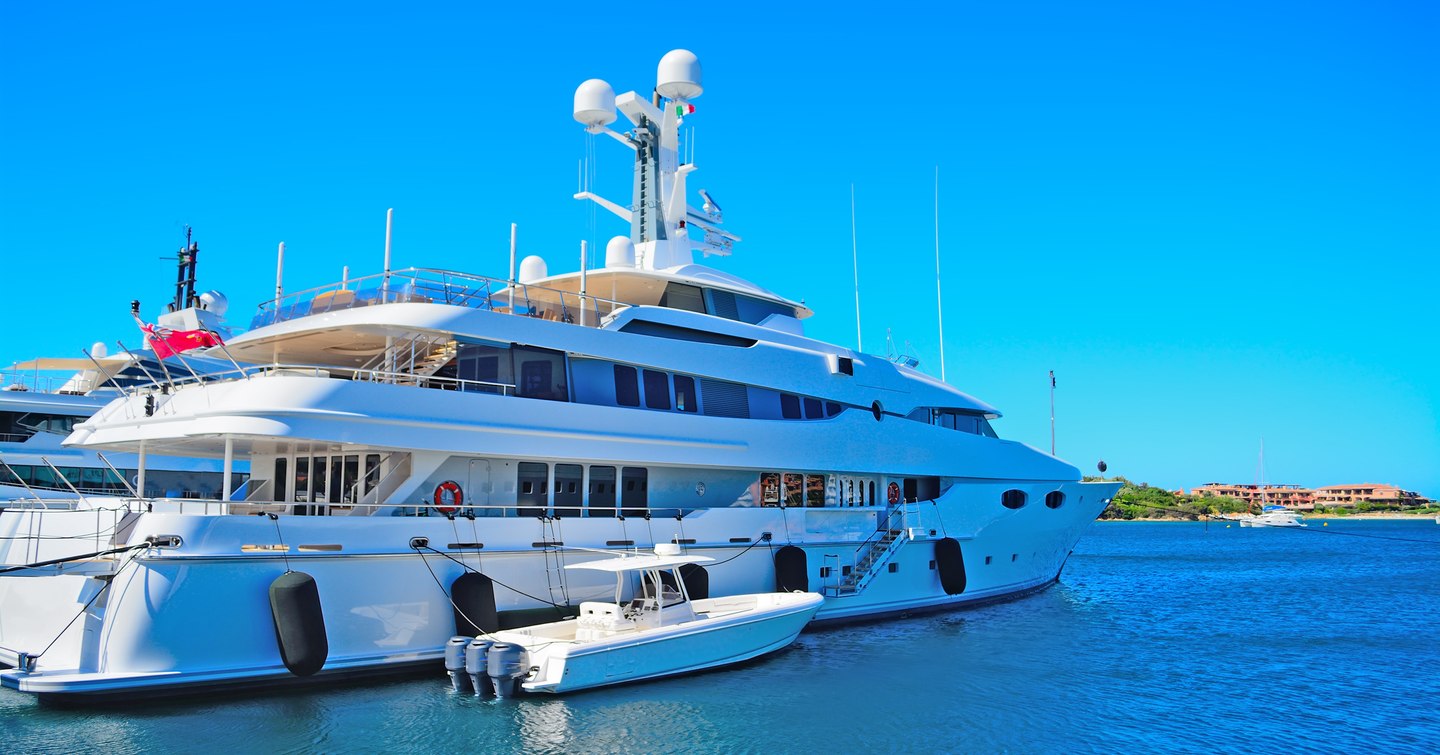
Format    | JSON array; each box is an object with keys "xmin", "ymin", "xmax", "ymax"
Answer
[{"xmin": 0, "ymin": 51, "xmax": 1120, "ymax": 702}]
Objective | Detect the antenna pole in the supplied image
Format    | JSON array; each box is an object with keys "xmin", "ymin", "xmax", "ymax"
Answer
[
  {"xmin": 1049, "ymin": 370, "xmax": 1056, "ymax": 455},
  {"xmin": 508, "ymin": 223, "xmax": 518, "ymax": 312},
  {"xmin": 383, "ymin": 208, "xmax": 394, "ymax": 276},
  {"xmin": 934, "ymin": 166, "xmax": 945, "ymax": 382},
  {"xmin": 850, "ymin": 184, "xmax": 862, "ymax": 353},
  {"xmin": 275, "ymin": 242, "xmax": 285, "ymax": 302},
  {"xmin": 579, "ymin": 240, "xmax": 588, "ymax": 327}
]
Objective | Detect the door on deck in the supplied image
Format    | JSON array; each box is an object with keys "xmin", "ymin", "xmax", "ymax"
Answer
[{"xmin": 467, "ymin": 460, "xmax": 492, "ymax": 517}]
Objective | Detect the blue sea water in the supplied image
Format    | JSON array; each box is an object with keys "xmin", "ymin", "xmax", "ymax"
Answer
[{"xmin": 4, "ymin": 520, "xmax": 1438, "ymax": 754}]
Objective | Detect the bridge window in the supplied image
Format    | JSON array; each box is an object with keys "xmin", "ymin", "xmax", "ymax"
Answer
[
  {"xmin": 674, "ymin": 375, "xmax": 697, "ymax": 413},
  {"xmin": 614, "ymin": 365, "xmax": 640, "ymax": 407},
  {"xmin": 643, "ymin": 370, "xmax": 671, "ymax": 410}
]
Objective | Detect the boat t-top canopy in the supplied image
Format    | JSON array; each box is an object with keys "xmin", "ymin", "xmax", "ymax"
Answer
[{"xmin": 565, "ymin": 553, "xmax": 714, "ymax": 573}]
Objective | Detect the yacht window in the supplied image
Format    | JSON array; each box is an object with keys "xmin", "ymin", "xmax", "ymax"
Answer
[
  {"xmin": 514, "ymin": 346, "xmax": 567, "ymax": 402},
  {"xmin": 825, "ymin": 402, "xmax": 842, "ymax": 417},
  {"xmin": 1001, "ymin": 489, "xmax": 1027, "ymax": 509},
  {"xmin": 806, "ymin": 475, "xmax": 825, "ymax": 507},
  {"xmin": 614, "ymin": 365, "xmax": 640, "ymax": 406},
  {"xmin": 518, "ymin": 462, "xmax": 548, "ymax": 517},
  {"xmin": 784, "ymin": 474, "xmax": 804, "ymax": 507},
  {"xmin": 364, "ymin": 454, "xmax": 381, "ymax": 495},
  {"xmin": 294, "ymin": 458, "xmax": 310, "ymax": 502},
  {"xmin": 621, "ymin": 467, "xmax": 648, "ymax": 517},
  {"xmin": 780, "ymin": 394, "xmax": 801, "ymax": 419},
  {"xmin": 342, "ymin": 455, "xmax": 359, "ymax": 503},
  {"xmin": 906, "ymin": 408, "xmax": 933, "ymax": 424},
  {"xmin": 274, "ymin": 458, "xmax": 288, "ymax": 503},
  {"xmin": 673, "ymin": 375, "xmax": 697, "ymax": 413},
  {"xmin": 940, "ymin": 412, "xmax": 958, "ymax": 431},
  {"xmin": 643, "ymin": 370, "xmax": 671, "ymax": 410},
  {"xmin": 979, "ymin": 419, "xmax": 998, "ymax": 438},
  {"xmin": 554, "ymin": 464, "xmax": 583, "ymax": 516},
  {"xmin": 310, "ymin": 457, "xmax": 327, "ymax": 503},
  {"xmin": 953, "ymin": 413, "xmax": 979, "ymax": 434},
  {"xmin": 455, "ymin": 343, "xmax": 511, "ymax": 394},
  {"xmin": 658, "ymin": 283, "xmax": 707, "ymax": 313},
  {"xmin": 329, "ymin": 457, "xmax": 344, "ymax": 504},
  {"xmin": 1046, "ymin": 491, "xmax": 1065, "ymax": 509},
  {"xmin": 760, "ymin": 472, "xmax": 781, "ymax": 506},
  {"xmin": 589, "ymin": 466, "xmax": 617, "ymax": 516},
  {"xmin": 734, "ymin": 294, "xmax": 797, "ymax": 325},
  {"xmin": 803, "ymin": 398, "xmax": 823, "ymax": 420}
]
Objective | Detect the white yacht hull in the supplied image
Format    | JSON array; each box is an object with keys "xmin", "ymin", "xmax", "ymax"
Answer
[{"xmin": 0, "ymin": 482, "xmax": 1110, "ymax": 701}]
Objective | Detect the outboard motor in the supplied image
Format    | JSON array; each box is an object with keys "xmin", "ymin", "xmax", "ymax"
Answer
[
  {"xmin": 487, "ymin": 642, "xmax": 527, "ymax": 698},
  {"xmin": 465, "ymin": 638, "xmax": 494, "ymax": 696},
  {"xmin": 444, "ymin": 636, "xmax": 471, "ymax": 692}
]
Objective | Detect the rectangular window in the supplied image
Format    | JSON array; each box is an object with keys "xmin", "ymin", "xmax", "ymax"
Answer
[
  {"xmin": 554, "ymin": 464, "xmax": 583, "ymax": 517},
  {"xmin": 784, "ymin": 474, "xmax": 804, "ymax": 507},
  {"xmin": 294, "ymin": 457, "xmax": 309, "ymax": 502},
  {"xmin": 621, "ymin": 467, "xmax": 648, "ymax": 517},
  {"xmin": 517, "ymin": 462, "xmax": 548, "ymax": 517},
  {"xmin": 329, "ymin": 456, "xmax": 344, "ymax": 504},
  {"xmin": 342, "ymin": 455, "xmax": 359, "ymax": 503},
  {"xmin": 274, "ymin": 458, "xmax": 288, "ymax": 503},
  {"xmin": 363, "ymin": 454, "xmax": 381, "ymax": 494},
  {"xmin": 761, "ymin": 472, "xmax": 781, "ymax": 506},
  {"xmin": 614, "ymin": 365, "xmax": 640, "ymax": 407},
  {"xmin": 673, "ymin": 375, "xmax": 697, "ymax": 413},
  {"xmin": 780, "ymin": 394, "xmax": 801, "ymax": 419},
  {"xmin": 310, "ymin": 457, "xmax": 327, "ymax": 503},
  {"xmin": 514, "ymin": 346, "xmax": 567, "ymax": 402},
  {"xmin": 658, "ymin": 282, "xmax": 707, "ymax": 313},
  {"xmin": 456, "ymin": 343, "xmax": 511, "ymax": 394},
  {"xmin": 803, "ymin": 397, "xmax": 823, "ymax": 419},
  {"xmin": 643, "ymin": 370, "xmax": 671, "ymax": 410},
  {"xmin": 806, "ymin": 475, "xmax": 825, "ymax": 507},
  {"xmin": 589, "ymin": 466, "xmax": 616, "ymax": 516}
]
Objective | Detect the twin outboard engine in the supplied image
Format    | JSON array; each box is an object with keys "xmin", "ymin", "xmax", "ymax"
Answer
[
  {"xmin": 445, "ymin": 636, "xmax": 526, "ymax": 697},
  {"xmin": 486, "ymin": 642, "xmax": 528, "ymax": 698}
]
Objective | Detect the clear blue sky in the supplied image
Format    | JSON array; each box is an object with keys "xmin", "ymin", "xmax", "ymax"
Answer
[{"xmin": 2, "ymin": 2, "xmax": 1436, "ymax": 496}]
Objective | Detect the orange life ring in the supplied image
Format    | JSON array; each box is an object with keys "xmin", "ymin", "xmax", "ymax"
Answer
[
  {"xmin": 433, "ymin": 480, "xmax": 463, "ymax": 514},
  {"xmin": 887, "ymin": 482, "xmax": 901, "ymax": 504}
]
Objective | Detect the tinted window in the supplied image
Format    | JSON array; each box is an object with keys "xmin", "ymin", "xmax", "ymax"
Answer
[
  {"xmin": 643, "ymin": 370, "xmax": 671, "ymax": 410},
  {"xmin": 803, "ymin": 397, "xmax": 823, "ymax": 419},
  {"xmin": 1001, "ymin": 489, "xmax": 1027, "ymax": 509},
  {"xmin": 658, "ymin": 283, "xmax": 707, "ymax": 313},
  {"xmin": 674, "ymin": 375, "xmax": 697, "ymax": 413},
  {"xmin": 825, "ymin": 402, "xmax": 842, "ymax": 417},
  {"xmin": 780, "ymin": 394, "xmax": 801, "ymax": 419},
  {"xmin": 1045, "ymin": 491, "xmax": 1065, "ymax": 509},
  {"xmin": 614, "ymin": 365, "xmax": 640, "ymax": 406}
]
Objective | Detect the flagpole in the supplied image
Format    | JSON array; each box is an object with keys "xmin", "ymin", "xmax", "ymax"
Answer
[{"xmin": 1049, "ymin": 370, "xmax": 1056, "ymax": 456}]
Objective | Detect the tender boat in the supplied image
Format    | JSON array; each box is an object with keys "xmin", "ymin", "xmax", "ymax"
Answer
[
  {"xmin": 1, "ymin": 50, "xmax": 1121, "ymax": 703},
  {"xmin": 453, "ymin": 544, "xmax": 822, "ymax": 696},
  {"xmin": 1238, "ymin": 505, "xmax": 1307, "ymax": 528}
]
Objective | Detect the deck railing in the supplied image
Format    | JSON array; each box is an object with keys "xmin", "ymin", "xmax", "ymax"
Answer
[{"xmin": 250, "ymin": 267, "xmax": 631, "ymax": 331}]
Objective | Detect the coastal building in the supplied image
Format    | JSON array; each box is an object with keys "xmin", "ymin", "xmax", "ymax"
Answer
[
  {"xmin": 1312, "ymin": 483, "xmax": 1430, "ymax": 508},
  {"xmin": 1191, "ymin": 482, "xmax": 1430, "ymax": 509},
  {"xmin": 1191, "ymin": 483, "xmax": 1316, "ymax": 510}
]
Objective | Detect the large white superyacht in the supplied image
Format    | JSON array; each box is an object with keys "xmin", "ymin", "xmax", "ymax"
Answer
[{"xmin": 0, "ymin": 51, "xmax": 1120, "ymax": 701}]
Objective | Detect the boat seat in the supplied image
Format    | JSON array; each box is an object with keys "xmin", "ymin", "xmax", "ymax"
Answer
[{"xmin": 575, "ymin": 601, "xmax": 633, "ymax": 639}]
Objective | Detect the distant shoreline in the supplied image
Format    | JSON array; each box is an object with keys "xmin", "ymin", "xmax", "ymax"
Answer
[{"xmin": 1100, "ymin": 513, "xmax": 1438, "ymax": 523}]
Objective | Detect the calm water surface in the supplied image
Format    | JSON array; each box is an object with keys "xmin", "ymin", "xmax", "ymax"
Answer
[{"xmin": 5, "ymin": 520, "xmax": 1438, "ymax": 753}]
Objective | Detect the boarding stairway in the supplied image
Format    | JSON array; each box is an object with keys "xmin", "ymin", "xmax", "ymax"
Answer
[{"xmin": 826, "ymin": 503, "xmax": 919, "ymax": 597}]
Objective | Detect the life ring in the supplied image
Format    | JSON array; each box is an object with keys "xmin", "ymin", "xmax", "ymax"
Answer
[
  {"xmin": 887, "ymin": 482, "xmax": 901, "ymax": 504},
  {"xmin": 433, "ymin": 480, "xmax": 463, "ymax": 514}
]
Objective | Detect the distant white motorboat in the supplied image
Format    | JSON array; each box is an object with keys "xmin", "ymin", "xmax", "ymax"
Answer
[
  {"xmin": 1239, "ymin": 505, "xmax": 1307, "ymax": 528},
  {"xmin": 454, "ymin": 545, "xmax": 823, "ymax": 696}
]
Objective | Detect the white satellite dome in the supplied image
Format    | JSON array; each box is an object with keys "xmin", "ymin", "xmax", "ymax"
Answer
[
  {"xmin": 604, "ymin": 236, "xmax": 636, "ymax": 268},
  {"xmin": 198, "ymin": 290, "xmax": 229, "ymax": 317},
  {"xmin": 656, "ymin": 50, "xmax": 702, "ymax": 100},
  {"xmin": 91, "ymin": 342, "xmax": 108, "ymax": 359},
  {"xmin": 518, "ymin": 255, "xmax": 548, "ymax": 284},
  {"xmin": 574, "ymin": 79, "xmax": 617, "ymax": 127}
]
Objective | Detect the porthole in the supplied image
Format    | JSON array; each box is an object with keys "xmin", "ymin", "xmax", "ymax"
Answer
[
  {"xmin": 871, "ymin": 401, "xmax": 884, "ymax": 421},
  {"xmin": 1045, "ymin": 491, "xmax": 1065, "ymax": 509},
  {"xmin": 1001, "ymin": 489, "xmax": 1027, "ymax": 509}
]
